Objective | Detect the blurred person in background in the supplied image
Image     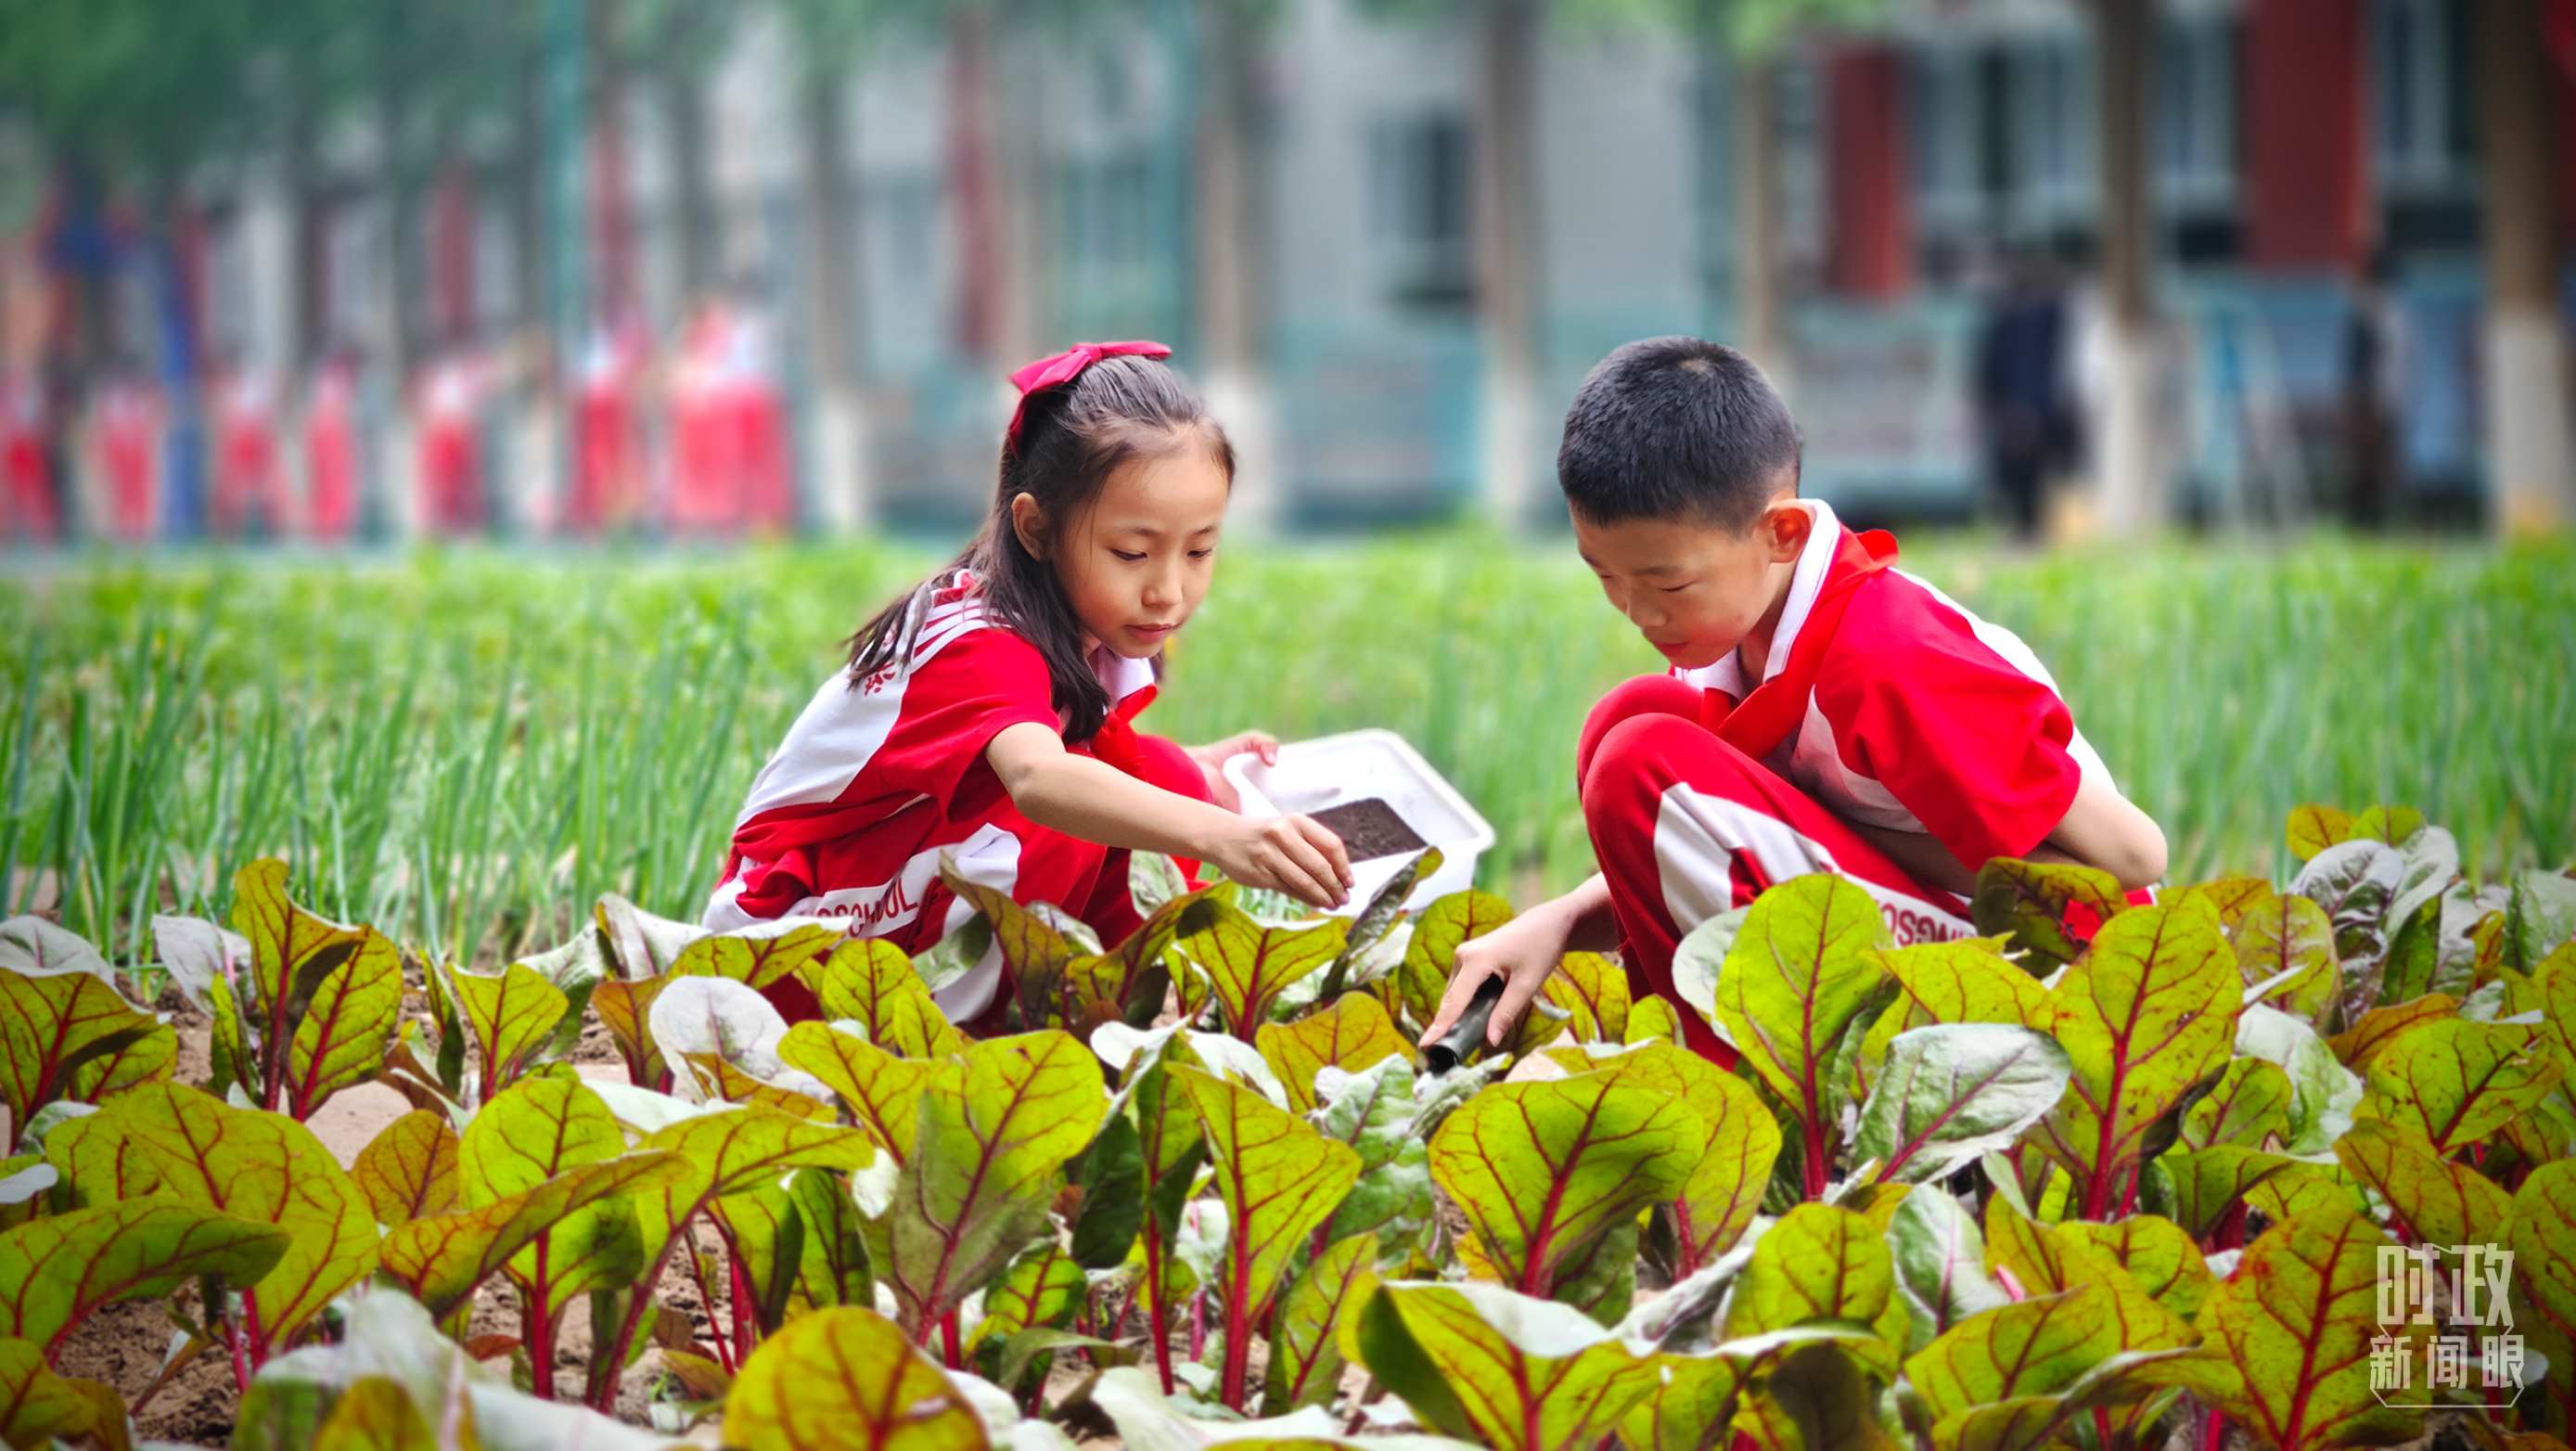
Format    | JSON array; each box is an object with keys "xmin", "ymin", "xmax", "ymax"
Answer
[
  {"xmin": 667, "ymin": 289, "xmax": 739, "ymax": 537},
  {"xmin": 210, "ymin": 349, "xmax": 289, "ymax": 540},
  {"xmin": 417, "ymin": 327, "xmax": 491, "ymax": 537},
  {"xmin": 303, "ymin": 343, "xmax": 364, "ymax": 544},
  {"xmin": 0, "ymin": 359, "xmax": 57, "ymax": 544},
  {"xmin": 1972, "ymin": 249, "xmax": 2077, "ymax": 544},
  {"xmin": 2339, "ymin": 248, "xmax": 2406, "ymax": 531},
  {"xmin": 89, "ymin": 353, "xmax": 160, "ymax": 543},
  {"xmin": 667, "ymin": 280, "xmax": 792, "ymax": 539},
  {"xmin": 726, "ymin": 280, "xmax": 792, "ymax": 534},
  {"xmin": 570, "ymin": 312, "xmax": 648, "ymax": 536}
]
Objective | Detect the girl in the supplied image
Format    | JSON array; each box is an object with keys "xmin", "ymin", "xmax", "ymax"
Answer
[{"xmin": 704, "ymin": 341, "xmax": 1352, "ymax": 1025}]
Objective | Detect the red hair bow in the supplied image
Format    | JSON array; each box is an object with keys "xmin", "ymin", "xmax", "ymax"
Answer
[{"xmin": 1006, "ymin": 340, "xmax": 1173, "ymax": 450}]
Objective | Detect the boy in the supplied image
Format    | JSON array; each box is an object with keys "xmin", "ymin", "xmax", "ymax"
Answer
[{"xmin": 1423, "ymin": 337, "xmax": 2165, "ymax": 1063}]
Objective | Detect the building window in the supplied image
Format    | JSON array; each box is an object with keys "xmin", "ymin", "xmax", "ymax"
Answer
[
  {"xmin": 2154, "ymin": 15, "xmax": 2236, "ymax": 212},
  {"xmin": 1368, "ymin": 111, "xmax": 1472, "ymax": 309},
  {"xmin": 860, "ymin": 171, "xmax": 941, "ymax": 375},
  {"xmin": 2009, "ymin": 35, "xmax": 2095, "ymax": 233},
  {"xmin": 1049, "ymin": 148, "xmax": 1168, "ymax": 335},
  {"xmin": 1907, "ymin": 46, "xmax": 1985, "ymax": 239},
  {"xmin": 476, "ymin": 194, "xmax": 517, "ymax": 333},
  {"xmin": 1774, "ymin": 55, "xmax": 1827, "ymax": 279},
  {"xmin": 2370, "ymin": 0, "xmax": 2469, "ymax": 194}
]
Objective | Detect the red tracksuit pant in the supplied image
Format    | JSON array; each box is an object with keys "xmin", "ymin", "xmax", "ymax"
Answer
[{"xmin": 1578, "ymin": 674, "xmax": 1977, "ymax": 1063}]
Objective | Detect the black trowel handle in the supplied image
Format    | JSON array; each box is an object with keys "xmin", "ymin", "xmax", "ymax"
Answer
[{"xmin": 1424, "ymin": 974, "xmax": 1507, "ymax": 1075}]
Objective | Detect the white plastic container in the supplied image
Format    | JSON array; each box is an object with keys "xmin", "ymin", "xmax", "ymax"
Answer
[{"xmin": 1223, "ymin": 728, "xmax": 1493, "ymax": 917}]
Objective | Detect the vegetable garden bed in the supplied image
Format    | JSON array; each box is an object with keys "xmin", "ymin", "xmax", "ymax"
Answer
[{"xmin": 1, "ymin": 803, "xmax": 2570, "ymax": 1450}]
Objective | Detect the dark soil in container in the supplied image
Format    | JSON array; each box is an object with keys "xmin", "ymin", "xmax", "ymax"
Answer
[{"xmin": 1307, "ymin": 797, "xmax": 1429, "ymax": 862}]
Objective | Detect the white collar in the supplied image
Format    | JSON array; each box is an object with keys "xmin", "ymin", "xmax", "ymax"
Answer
[
  {"xmin": 1090, "ymin": 642, "xmax": 1158, "ymax": 705},
  {"xmin": 1683, "ymin": 499, "xmax": 1840, "ymax": 694}
]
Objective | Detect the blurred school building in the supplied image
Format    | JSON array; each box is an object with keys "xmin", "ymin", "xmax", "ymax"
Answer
[{"xmin": 6, "ymin": 0, "xmax": 2571, "ymax": 542}]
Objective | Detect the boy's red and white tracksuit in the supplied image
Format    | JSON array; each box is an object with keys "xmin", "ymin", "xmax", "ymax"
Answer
[
  {"xmin": 705, "ymin": 571, "xmax": 1206, "ymax": 1023},
  {"xmin": 1579, "ymin": 500, "xmax": 2139, "ymax": 1062}
]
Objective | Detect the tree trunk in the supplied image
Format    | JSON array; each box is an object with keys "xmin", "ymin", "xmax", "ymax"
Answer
[
  {"xmin": 1195, "ymin": 0, "xmax": 1260, "ymax": 379},
  {"xmin": 800, "ymin": 68, "xmax": 862, "ymax": 390},
  {"xmin": 591, "ymin": 0, "xmax": 636, "ymax": 322},
  {"xmin": 665, "ymin": 58, "xmax": 717, "ymax": 301},
  {"xmin": 513, "ymin": 54, "xmax": 548, "ymax": 336},
  {"xmin": 2091, "ymin": 0, "xmax": 2159, "ymax": 534},
  {"xmin": 2473, "ymin": 0, "xmax": 2572, "ymax": 534},
  {"xmin": 799, "ymin": 62, "xmax": 869, "ymax": 529},
  {"xmin": 992, "ymin": 8, "xmax": 1046, "ymax": 365},
  {"xmin": 1194, "ymin": 0, "xmax": 1282, "ymax": 533},
  {"xmin": 946, "ymin": 4, "xmax": 1022, "ymax": 364},
  {"xmin": 1731, "ymin": 53, "xmax": 1789, "ymax": 391},
  {"xmin": 1472, "ymin": 0, "xmax": 1542, "ymax": 527},
  {"xmin": 287, "ymin": 96, "xmax": 327, "ymax": 376},
  {"xmin": 377, "ymin": 18, "xmax": 421, "ymax": 381}
]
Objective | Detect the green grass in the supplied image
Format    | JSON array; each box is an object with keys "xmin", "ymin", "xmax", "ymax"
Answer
[{"xmin": 4, "ymin": 530, "xmax": 2570, "ymax": 968}]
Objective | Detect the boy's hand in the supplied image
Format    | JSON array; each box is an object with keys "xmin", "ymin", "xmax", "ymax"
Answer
[
  {"xmin": 1206, "ymin": 813, "xmax": 1352, "ymax": 911},
  {"xmin": 1418, "ymin": 910, "xmax": 1572, "ymax": 1050},
  {"xmin": 1186, "ymin": 731, "xmax": 1279, "ymax": 813}
]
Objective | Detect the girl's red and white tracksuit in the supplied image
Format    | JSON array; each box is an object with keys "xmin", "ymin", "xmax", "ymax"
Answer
[
  {"xmin": 1578, "ymin": 500, "xmax": 2144, "ymax": 1062},
  {"xmin": 705, "ymin": 571, "xmax": 1207, "ymax": 1023}
]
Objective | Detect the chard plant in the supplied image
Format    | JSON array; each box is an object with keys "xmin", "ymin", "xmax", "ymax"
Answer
[{"xmin": 1, "ymin": 805, "xmax": 2570, "ymax": 1451}]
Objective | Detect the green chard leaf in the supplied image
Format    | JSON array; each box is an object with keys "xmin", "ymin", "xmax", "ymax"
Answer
[
  {"xmin": 1969, "ymin": 859, "xmax": 2129, "ymax": 971},
  {"xmin": 1264, "ymin": 1231, "xmax": 1379, "ymax": 1414},
  {"xmin": 808, "ymin": 937, "xmax": 968, "ymax": 1059},
  {"xmin": 671, "ymin": 918, "xmax": 842, "ymax": 994},
  {"xmin": 382, "ymin": 1147, "xmax": 686, "ymax": 1319},
  {"xmin": 0, "ymin": 1198, "xmax": 286, "ymax": 1354},
  {"xmin": 0, "ymin": 1335, "xmax": 93, "ymax": 1446},
  {"xmin": 87, "ymin": 1082, "xmax": 377, "ymax": 1349},
  {"xmin": 1357, "ymin": 1280, "xmax": 1660, "ymax": 1451},
  {"xmin": 2030, "ymin": 898, "xmax": 2240, "ymax": 1219},
  {"xmin": 723, "ymin": 1305, "xmax": 986, "ymax": 1449},
  {"xmin": 967, "ymin": 1239, "xmax": 1083, "ymax": 1363},
  {"xmin": 352, "ymin": 1109, "xmax": 462, "ymax": 1228},
  {"xmin": 2198, "ymin": 1206, "xmax": 2422, "ymax": 1451},
  {"xmin": 776, "ymin": 1020, "xmax": 954, "ymax": 1162},
  {"xmin": 446, "ymin": 960, "xmax": 571, "ymax": 1097},
  {"xmin": 1175, "ymin": 897, "xmax": 1349, "ymax": 1039},
  {"xmin": 787, "ymin": 1165, "xmax": 874, "ymax": 1312},
  {"xmin": 1174, "ymin": 1064, "xmax": 1361, "ymax": 1347},
  {"xmin": 281, "ymin": 928, "xmax": 404, "ymax": 1120},
  {"xmin": 2356, "ymin": 1018, "xmax": 2561, "ymax": 1152},
  {"xmin": 1702, "ymin": 875, "xmax": 1892, "ymax": 1186},
  {"xmin": 1255, "ymin": 992, "xmax": 1413, "ymax": 1114},
  {"xmin": 459, "ymin": 1072, "xmax": 644, "ymax": 1316},
  {"xmin": 2331, "ymin": 1118, "xmax": 2515, "ymax": 1250},
  {"xmin": 1852, "ymin": 1023, "xmax": 2070, "ymax": 1187},
  {"xmin": 1980, "ymin": 1196, "xmax": 2197, "ymax": 1352},
  {"xmin": 1395, "ymin": 891, "xmax": 1516, "ymax": 1033},
  {"xmin": 0, "ymin": 951, "xmax": 160, "ymax": 1148},
  {"xmin": 590, "ymin": 975, "xmax": 672, "ymax": 1086},
  {"xmin": 1429, "ymin": 1066, "xmax": 1702, "ymax": 1303},
  {"xmin": 873, "ymin": 1032, "xmax": 1105, "ymax": 1340},
  {"xmin": 1313, "ymin": 1055, "xmax": 1437, "ymax": 1252},
  {"xmin": 1887, "ymin": 1188, "xmax": 2010, "ymax": 1353},
  {"xmin": 2508, "ymin": 1160, "xmax": 2576, "ymax": 1429},
  {"xmin": 230, "ymin": 859, "xmax": 382, "ymax": 1115},
  {"xmin": 1719, "ymin": 1202, "xmax": 1905, "ymax": 1372},
  {"xmin": 2182, "ymin": 1058, "xmax": 2295, "ymax": 1151},
  {"xmin": 2140, "ymin": 1146, "xmax": 2302, "ymax": 1240},
  {"xmin": 1868, "ymin": 937, "xmax": 2050, "ymax": 1029}
]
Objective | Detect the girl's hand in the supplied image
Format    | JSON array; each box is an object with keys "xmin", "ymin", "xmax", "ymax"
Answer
[
  {"xmin": 1207, "ymin": 813, "xmax": 1352, "ymax": 911},
  {"xmin": 1418, "ymin": 909, "xmax": 1574, "ymax": 1049},
  {"xmin": 1185, "ymin": 731, "xmax": 1279, "ymax": 812}
]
